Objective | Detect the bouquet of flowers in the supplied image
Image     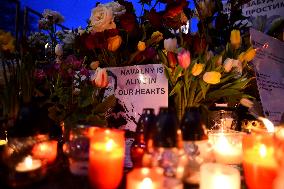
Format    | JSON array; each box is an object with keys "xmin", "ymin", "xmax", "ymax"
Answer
[{"xmin": 28, "ymin": 0, "xmax": 258, "ymax": 125}]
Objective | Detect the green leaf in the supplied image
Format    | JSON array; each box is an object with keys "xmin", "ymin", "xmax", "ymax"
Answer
[
  {"xmin": 199, "ymin": 79, "xmax": 209, "ymax": 99},
  {"xmin": 173, "ymin": 66, "xmax": 183, "ymax": 82},
  {"xmin": 187, "ymin": 80, "xmax": 198, "ymax": 107},
  {"xmin": 158, "ymin": 50, "xmax": 169, "ymax": 66},
  {"xmin": 169, "ymin": 81, "xmax": 182, "ymax": 96},
  {"xmin": 163, "ymin": 65, "xmax": 174, "ymax": 87}
]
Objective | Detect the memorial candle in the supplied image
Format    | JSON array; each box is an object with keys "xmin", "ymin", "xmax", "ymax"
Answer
[
  {"xmin": 200, "ymin": 163, "xmax": 240, "ymax": 189},
  {"xmin": 15, "ymin": 156, "xmax": 42, "ymax": 172},
  {"xmin": 243, "ymin": 133, "xmax": 277, "ymax": 189},
  {"xmin": 209, "ymin": 130, "xmax": 244, "ymax": 164},
  {"xmin": 32, "ymin": 140, "xmax": 58, "ymax": 164},
  {"xmin": 89, "ymin": 128, "xmax": 125, "ymax": 189},
  {"xmin": 127, "ymin": 168, "xmax": 164, "ymax": 189}
]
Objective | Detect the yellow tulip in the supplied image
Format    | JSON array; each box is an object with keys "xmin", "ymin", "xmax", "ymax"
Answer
[
  {"xmin": 151, "ymin": 31, "xmax": 163, "ymax": 44},
  {"xmin": 191, "ymin": 63, "xmax": 204, "ymax": 76},
  {"xmin": 203, "ymin": 71, "xmax": 221, "ymax": 84},
  {"xmin": 137, "ymin": 41, "xmax": 146, "ymax": 51},
  {"xmin": 244, "ymin": 48, "xmax": 256, "ymax": 62},
  {"xmin": 230, "ymin": 30, "xmax": 241, "ymax": 49},
  {"xmin": 238, "ymin": 52, "xmax": 245, "ymax": 62},
  {"xmin": 107, "ymin": 35, "xmax": 122, "ymax": 52}
]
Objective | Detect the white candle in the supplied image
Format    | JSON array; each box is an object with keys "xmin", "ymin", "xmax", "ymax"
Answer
[
  {"xmin": 200, "ymin": 163, "xmax": 240, "ymax": 189},
  {"xmin": 127, "ymin": 167, "xmax": 164, "ymax": 189},
  {"xmin": 15, "ymin": 156, "xmax": 42, "ymax": 172},
  {"xmin": 209, "ymin": 131, "xmax": 244, "ymax": 164}
]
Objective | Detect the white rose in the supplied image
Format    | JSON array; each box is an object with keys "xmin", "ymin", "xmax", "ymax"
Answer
[
  {"xmin": 223, "ymin": 58, "xmax": 234, "ymax": 72},
  {"xmin": 164, "ymin": 38, "xmax": 177, "ymax": 52},
  {"xmin": 90, "ymin": 5, "xmax": 116, "ymax": 32},
  {"xmin": 55, "ymin": 44, "xmax": 63, "ymax": 56},
  {"xmin": 105, "ymin": 2, "xmax": 126, "ymax": 16}
]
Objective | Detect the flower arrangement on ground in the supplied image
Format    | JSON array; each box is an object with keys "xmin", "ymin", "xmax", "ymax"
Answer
[{"xmin": 1, "ymin": 0, "xmax": 261, "ymax": 130}]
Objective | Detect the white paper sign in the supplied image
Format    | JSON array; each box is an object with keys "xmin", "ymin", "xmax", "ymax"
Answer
[
  {"xmin": 105, "ymin": 64, "xmax": 168, "ymax": 131},
  {"xmin": 250, "ymin": 28, "xmax": 284, "ymax": 124},
  {"xmin": 223, "ymin": 0, "xmax": 284, "ymax": 17}
]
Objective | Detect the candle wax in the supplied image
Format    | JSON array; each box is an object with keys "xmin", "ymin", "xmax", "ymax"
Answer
[{"xmin": 15, "ymin": 156, "xmax": 42, "ymax": 172}]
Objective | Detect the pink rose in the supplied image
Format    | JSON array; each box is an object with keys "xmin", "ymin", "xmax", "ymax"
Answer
[{"xmin": 177, "ymin": 48, "xmax": 190, "ymax": 69}]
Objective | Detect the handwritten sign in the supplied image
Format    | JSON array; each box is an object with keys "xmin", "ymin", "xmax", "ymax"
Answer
[
  {"xmin": 250, "ymin": 28, "xmax": 284, "ymax": 124},
  {"xmin": 105, "ymin": 64, "xmax": 168, "ymax": 131}
]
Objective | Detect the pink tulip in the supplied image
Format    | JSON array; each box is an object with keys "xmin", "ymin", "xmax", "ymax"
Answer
[
  {"xmin": 177, "ymin": 49, "xmax": 190, "ymax": 69},
  {"xmin": 91, "ymin": 68, "xmax": 108, "ymax": 88}
]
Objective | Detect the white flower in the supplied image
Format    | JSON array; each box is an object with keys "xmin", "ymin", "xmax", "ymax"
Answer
[
  {"xmin": 90, "ymin": 4, "xmax": 116, "ymax": 32},
  {"xmin": 223, "ymin": 58, "xmax": 234, "ymax": 72},
  {"xmin": 164, "ymin": 38, "xmax": 177, "ymax": 52},
  {"xmin": 55, "ymin": 44, "xmax": 63, "ymax": 56},
  {"xmin": 104, "ymin": 2, "xmax": 126, "ymax": 16}
]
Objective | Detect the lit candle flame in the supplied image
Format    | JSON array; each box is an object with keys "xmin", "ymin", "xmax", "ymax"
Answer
[
  {"xmin": 24, "ymin": 156, "xmax": 33, "ymax": 168},
  {"xmin": 139, "ymin": 177, "xmax": 153, "ymax": 189},
  {"xmin": 141, "ymin": 168, "xmax": 150, "ymax": 175},
  {"xmin": 105, "ymin": 139, "xmax": 114, "ymax": 151},
  {"xmin": 259, "ymin": 144, "xmax": 267, "ymax": 157},
  {"xmin": 258, "ymin": 117, "xmax": 275, "ymax": 132}
]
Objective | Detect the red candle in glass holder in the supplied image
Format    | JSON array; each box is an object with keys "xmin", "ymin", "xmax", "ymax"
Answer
[
  {"xmin": 89, "ymin": 128, "xmax": 125, "ymax": 189},
  {"xmin": 32, "ymin": 140, "xmax": 58, "ymax": 164},
  {"xmin": 242, "ymin": 133, "xmax": 277, "ymax": 189}
]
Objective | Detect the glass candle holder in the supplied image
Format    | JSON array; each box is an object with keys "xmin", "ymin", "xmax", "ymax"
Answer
[
  {"xmin": 208, "ymin": 130, "xmax": 244, "ymax": 165},
  {"xmin": 200, "ymin": 163, "xmax": 240, "ymax": 189},
  {"xmin": 127, "ymin": 167, "xmax": 164, "ymax": 189},
  {"xmin": 273, "ymin": 126, "xmax": 284, "ymax": 189},
  {"xmin": 63, "ymin": 125, "xmax": 98, "ymax": 176},
  {"xmin": 242, "ymin": 133, "xmax": 278, "ymax": 189},
  {"xmin": 89, "ymin": 128, "xmax": 125, "ymax": 189},
  {"xmin": 0, "ymin": 134, "xmax": 54, "ymax": 187}
]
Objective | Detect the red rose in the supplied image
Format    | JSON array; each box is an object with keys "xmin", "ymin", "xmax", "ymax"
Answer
[
  {"xmin": 146, "ymin": 9, "xmax": 163, "ymax": 29},
  {"xmin": 119, "ymin": 13, "xmax": 137, "ymax": 33}
]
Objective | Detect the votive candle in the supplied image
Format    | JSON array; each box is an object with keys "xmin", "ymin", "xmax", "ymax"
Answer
[
  {"xmin": 89, "ymin": 128, "xmax": 125, "ymax": 189},
  {"xmin": 209, "ymin": 130, "xmax": 244, "ymax": 164},
  {"xmin": 15, "ymin": 156, "xmax": 42, "ymax": 172},
  {"xmin": 243, "ymin": 133, "xmax": 277, "ymax": 189},
  {"xmin": 32, "ymin": 140, "xmax": 58, "ymax": 164},
  {"xmin": 200, "ymin": 163, "xmax": 240, "ymax": 189},
  {"xmin": 127, "ymin": 167, "xmax": 164, "ymax": 189}
]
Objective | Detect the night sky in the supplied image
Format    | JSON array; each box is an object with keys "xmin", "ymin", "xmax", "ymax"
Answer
[{"xmin": 20, "ymin": 0, "xmax": 197, "ymax": 31}]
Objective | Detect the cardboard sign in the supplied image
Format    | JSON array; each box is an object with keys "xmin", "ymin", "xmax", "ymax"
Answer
[
  {"xmin": 250, "ymin": 28, "xmax": 284, "ymax": 124},
  {"xmin": 105, "ymin": 64, "xmax": 168, "ymax": 131}
]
